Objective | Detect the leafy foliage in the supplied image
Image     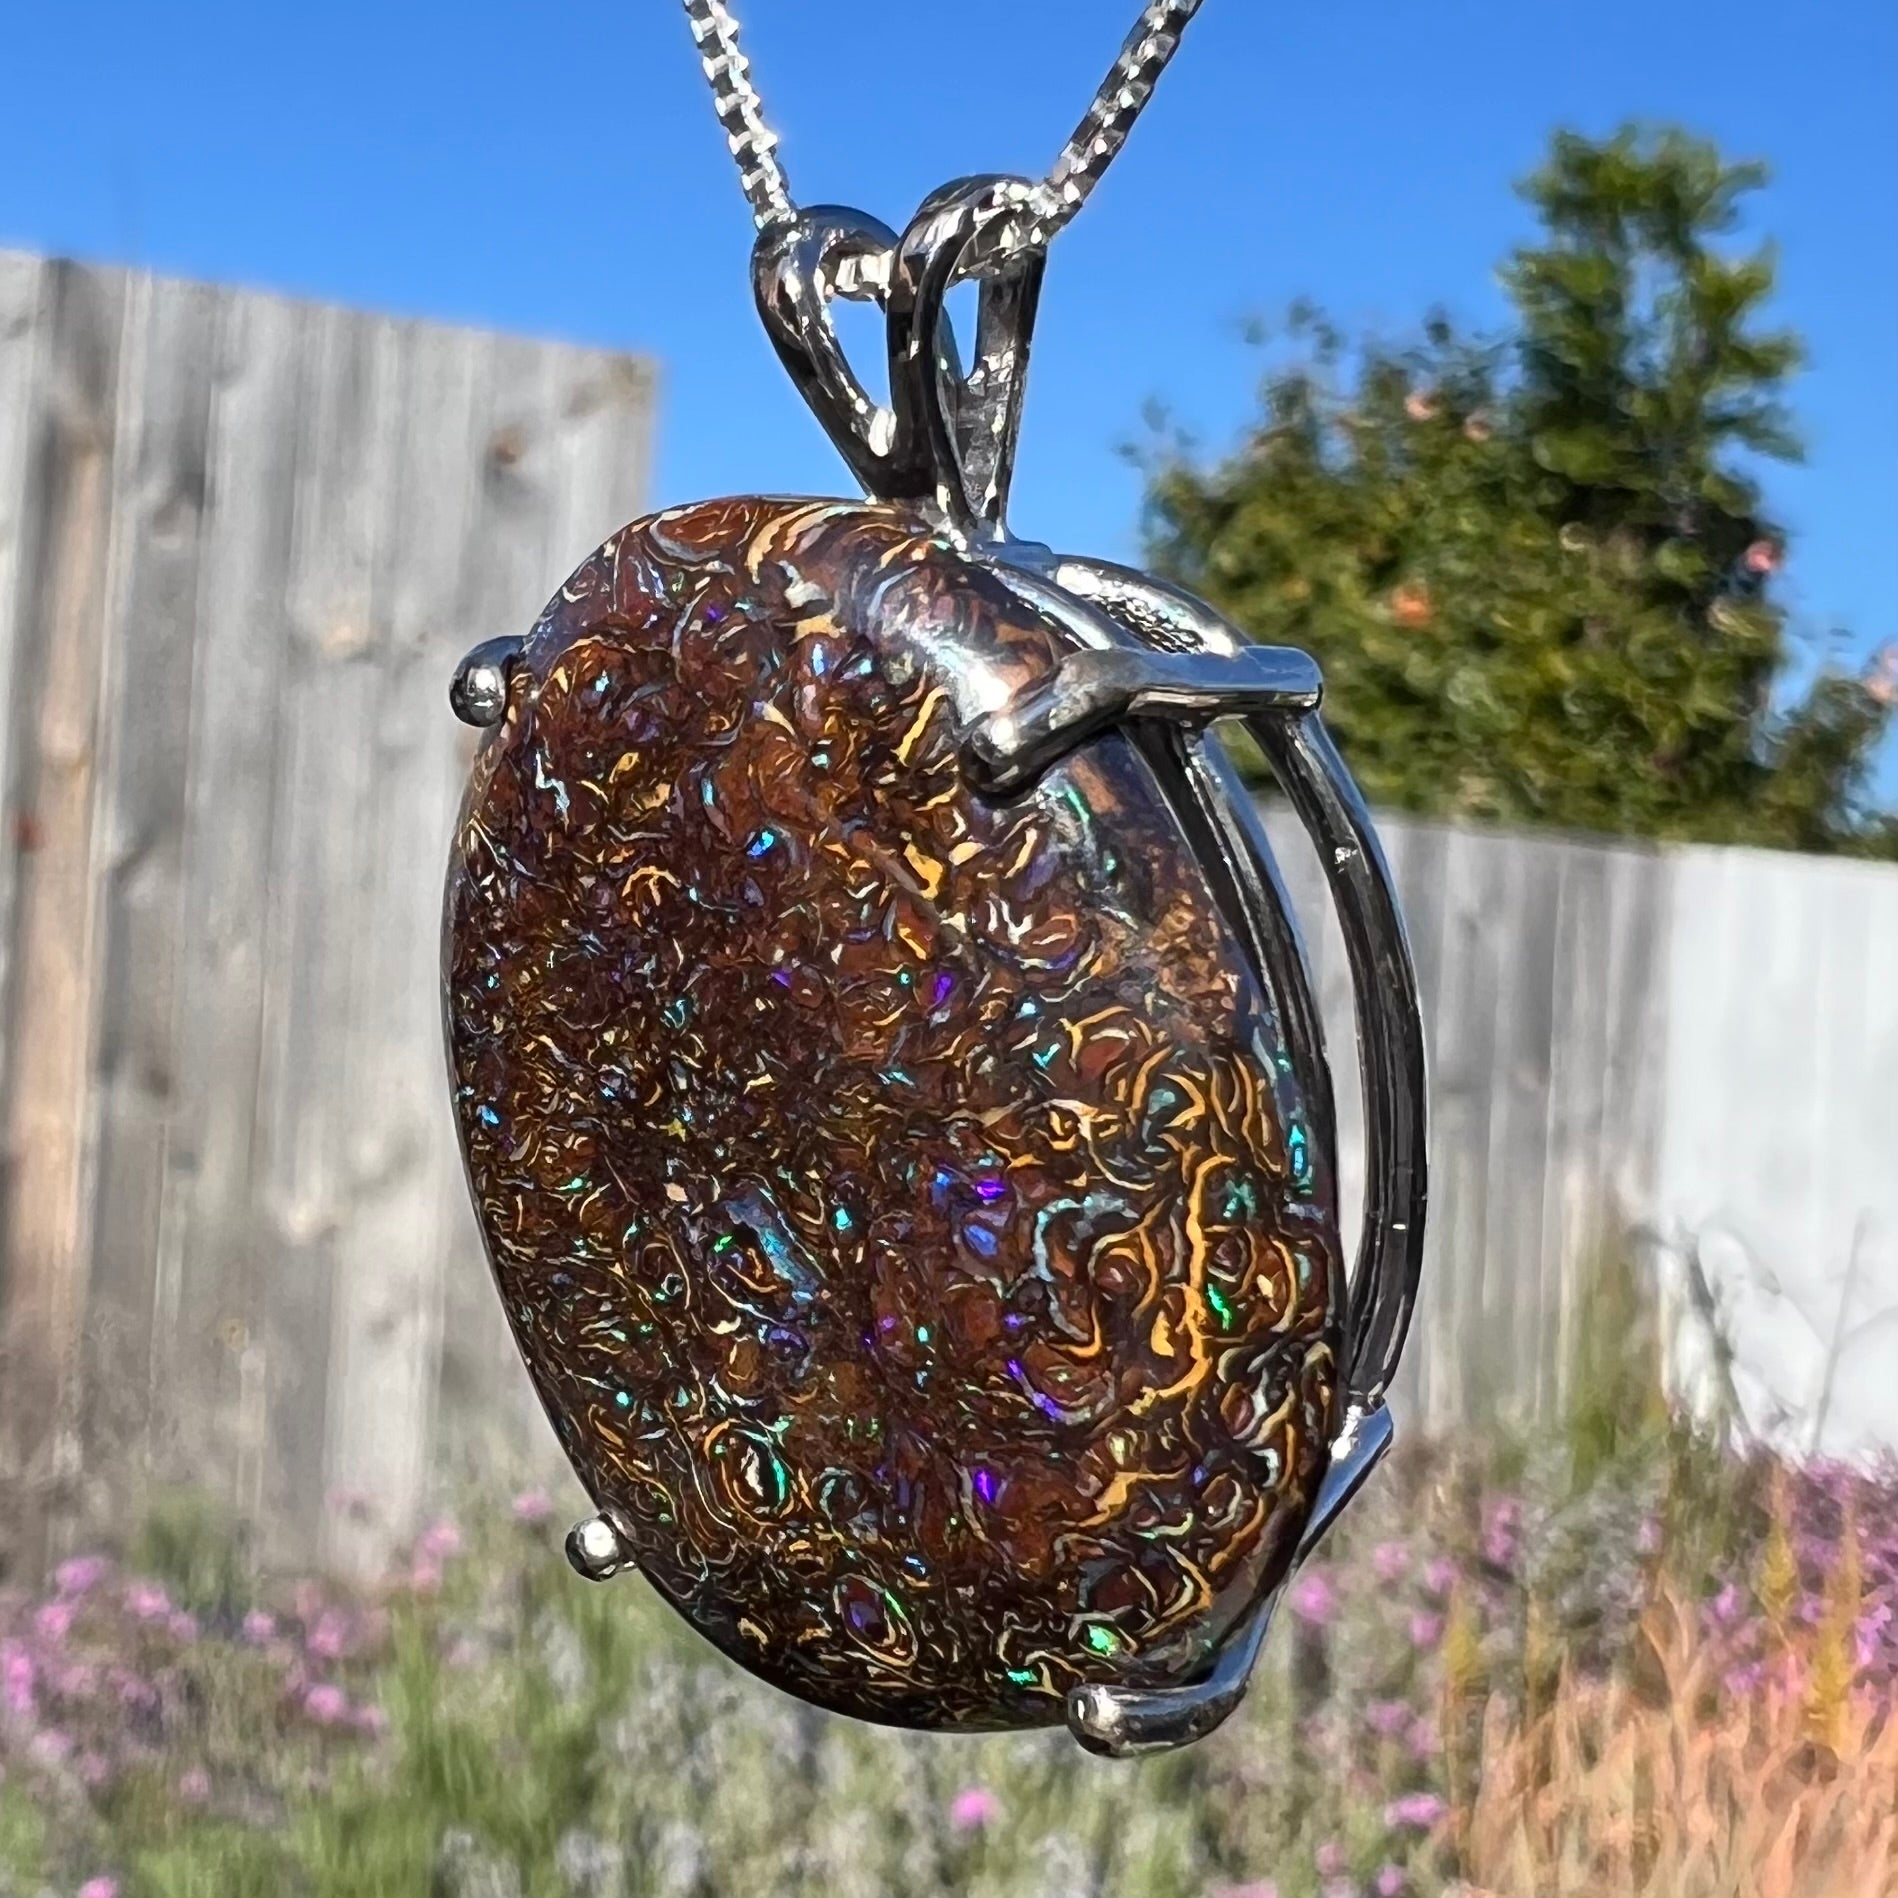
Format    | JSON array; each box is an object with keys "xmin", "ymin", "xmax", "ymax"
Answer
[{"xmin": 1144, "ymin": 126, "xmax": 1896, "ymax": 853}]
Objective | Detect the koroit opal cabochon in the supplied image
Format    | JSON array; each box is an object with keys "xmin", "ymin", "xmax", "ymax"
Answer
[
  {"xmin": 441, "ymin": 178, "xmax": 1426, "ymax": 1756},
  {"xmin": 446, "ymin": 496, "xmax": 1343, "ymax": 1732}
]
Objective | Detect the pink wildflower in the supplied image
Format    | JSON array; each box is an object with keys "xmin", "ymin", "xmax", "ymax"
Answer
[
  {"xmin": 242, "ymin": 1610, "xmax": 277, "ymax": 1644},
  {"xmin": 28, "ymin": 1728, "xmax": 73, "ymax": 1766},
  {"xmin": 1316, "ymin": 1840, "xmax": 1348, "ymax": 1876},
  {"xmin": 1372, "ymin": 1540, "xmax": 1409, "ymax": 1584},
  {"xmin": 409, "ymin": 1554, "xmax": 443, "ymax": 1596},
  {"xmin": 34, "ymin": 1601, "xmax": 76, "ymax": 1645},
  {"xmin": 1422, "ymin": 1556, "xmax": 1457, "ymax": 1596},
  {"xmin": 2, "ymin": 1641, "xmax": 35, "ymax": 1715},
  {"xmin": 303, "ymin": 1683, "xmax": 349, "ymax": 1727},
  {"xmin": 78, "ymin": 1880, "xmax": 120, "ymax": 1898},
  {"xmin": 1289, "ymin": 1570, "xmax": 1339, "ymax": 1627},
  {"xmin": 178, "ymin": 1767, "xmax": 211, "ymax": 1805},
  {"xmin": 417, "ymin": 1518, "xmax": 463, "ymax": 1562},
  {"xmin": 123, "ymin": 1580, "xmax": 171, "ymax": 1623},
  {"xmin": 1376, "ymin": 1867, "xmax": 1407, "ymax": 1898},
  {"xmin": 1408, "ymin": 1611, "xmax": 1443, "ymax": 1650},
  {"xmin": 512, "ymin": 1489, "xmax": 555, "ymax": 1525},
  {"xmin": 1405, "ymin": 1715, "xmax": 1439, "ymax": 1760},
  {"xmin": 306, "ymin": 1611, "xmax": 350, "ymax": 1660},
  {"xmin": 949, "ymin": 1784, "xmax": 1002, "ymax": 1830},
  {"xmin": 1481, "ymin": 1498, "xmax": 1521, "ymax": 1569},
  {"xmin": 1366, "ymin": 1698, "xmax": 1410, "ymax": 1737},
  {"xmin": 1742, "ymin": 538, "xmax": 1780, "ymax": 576},
  {"xmin": 55, "ymin": 1555, "xmax": 110, "ymax": 1598},
  {"xmin": 167, "ymin": 1611, "xmax": 200, "ymax": 1644},
  {"xmin": 1384, "ymin": 1791, "xmax": 1446, "ymax": 1831},
  {"xmin": 1403, "ymin": 390, "xmax": 1438, "ymax": 422}
]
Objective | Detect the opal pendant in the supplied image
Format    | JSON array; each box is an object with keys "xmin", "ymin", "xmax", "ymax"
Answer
[{"xmin": 442, "ymin": 179, "xmax": 1426, "ymax": 1754}]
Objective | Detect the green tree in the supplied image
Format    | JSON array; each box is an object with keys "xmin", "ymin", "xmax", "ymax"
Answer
[{"xmin": 1144, "ymin": 125, "xmax": 1896, "ymax": 854}]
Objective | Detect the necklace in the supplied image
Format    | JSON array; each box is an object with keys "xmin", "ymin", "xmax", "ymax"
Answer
[{"xmin": 441, "ymin": 1, "xmax": 1427, "ymax": 1757}]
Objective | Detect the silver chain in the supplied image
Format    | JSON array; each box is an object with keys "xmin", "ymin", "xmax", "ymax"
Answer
[{"xmin": 682, "ymin": 0, "xmax": 1206, "ymax": 274}]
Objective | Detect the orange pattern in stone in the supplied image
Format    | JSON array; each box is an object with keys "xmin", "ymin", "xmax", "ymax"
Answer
[{"xmin": 443, "ymin": 497, "xmax": 1343, "ymax": 1729}]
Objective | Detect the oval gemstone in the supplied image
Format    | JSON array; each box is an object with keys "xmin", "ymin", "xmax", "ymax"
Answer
[{"xmin": 443, "ymin": 497, "xmax": 1344, "ymax": 1729}]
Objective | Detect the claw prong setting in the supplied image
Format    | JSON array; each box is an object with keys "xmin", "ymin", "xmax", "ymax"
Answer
[
  {"xmin": 564, "ymin": 1513, "xmax": 631, "ymax": 1582},
  {"xmin": 450, "ymin": 635, "xmax": 526, "ymax": 727}
]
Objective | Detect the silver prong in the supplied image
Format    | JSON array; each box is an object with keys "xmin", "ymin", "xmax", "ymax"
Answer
[
  {"xmin": 1066, "ymin": 1584, "xmax": 1281, "ymax": 1758},
  {"xmin": 450, "ymin": 635, "xmax": 525, "ymax": 727},
  {"xmin": 1297, "ymin": 1401, "xmax": 1394, "ymax": 1563},
  {"xmin": 964, "ymin": 644, "xmax": 1322, "ymax": 796},
  {"xmin": 564, "ymin": 1513, "xmax": 631, "ymax": 1582}
]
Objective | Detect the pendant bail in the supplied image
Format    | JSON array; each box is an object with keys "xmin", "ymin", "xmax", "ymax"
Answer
[{"xmin": 753, "ymin": 176, "xmax": 1045, "ymax": 538}]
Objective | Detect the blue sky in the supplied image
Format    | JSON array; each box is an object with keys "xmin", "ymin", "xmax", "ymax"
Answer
[{"xmin": 4, "ymin": 1, "xmax": 1893, "ymax": 779}]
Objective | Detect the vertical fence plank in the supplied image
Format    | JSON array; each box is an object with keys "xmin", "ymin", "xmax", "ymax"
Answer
[
  {"xmin": 0, "ymin": 260, "xmax": 128, "ymax": 1574},
  {"xmin": 80, "ymin": 271, "xmax": 222, "ymax": 1478},
  {"xmin": 1412, "ymin": 825, "xmax": 1504, "ymax": 1430},
  {"xmin": 0, "ymin": 253, "xmax": 48, "ymax": 1123},
  {"xmin": 320, "ymin": 319, "xmax": 482, "ymax": 1577},
  {"xmin": 1538, "ymin": 843, "xmax": 1612, "ymax": 1411},
  {"xmin": 1480, "ymin": 835, "xmax": 1562, "ymax": 1426},
  {"xmin": 1600, "ymin": 842, "xmax": 1670, "ymax": 1242},
  {"xmin": 1816, "ymin": 865, "xmax": 1898, "ymax": 1455},
  {"xmin": 249, "ymin": 304, "xmax": 404, "ymax": 1566},
  {"xmin": 157, "ymin": 285, "xmax": 310, "ymax": 1529},
  {"xmin": 544, "ymin": 350, "xmax": 658, "ymax": 578}
]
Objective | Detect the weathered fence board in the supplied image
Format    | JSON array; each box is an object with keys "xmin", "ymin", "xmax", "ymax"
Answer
[
  {"xmin": 0, "ymin": 253, "xmax": 48, "ymax": 1127},
  {"xmin": 79, "ymin": 268, "xmax": 221, "ymax": 1485},
  {"xmin": 2, "ymin": 249, "xmax": 1894, "ymax": 1584},
  {"xmin": 157, "ymin": 283, "xmax": 309, "ymax": 1529},
  {"xmin": 0, "ymin": 259, "xmax": 128, "ymax": 1568}
]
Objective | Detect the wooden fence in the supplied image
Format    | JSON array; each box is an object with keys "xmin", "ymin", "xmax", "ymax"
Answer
[
  {"xmin": 0, "ymin": 252, "xmax": 656, "ymax": 1579},
  {"xmin": 1265, "ymin": 811, "xmax": 1898, "ymax": 1457},
  {"xmin": 2, "ymin": 252, "xmax": 1894, "ymax": 1583}
]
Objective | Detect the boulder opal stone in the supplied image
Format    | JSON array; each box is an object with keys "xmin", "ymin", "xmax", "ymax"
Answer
[{"xmin": 443, "ymin": 496, "xmax": 1345, "ymax": 1729}]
